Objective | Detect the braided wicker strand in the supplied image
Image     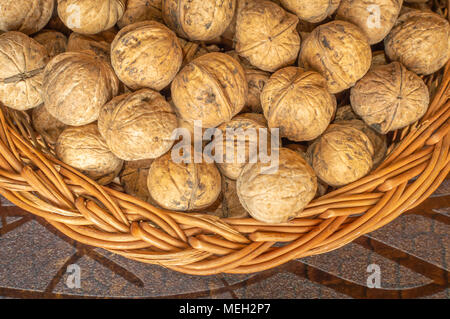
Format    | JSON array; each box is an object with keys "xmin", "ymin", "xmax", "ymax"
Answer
[{"xmin": 0, "ymin": 59, "xmax": 448, "ymax": 275}]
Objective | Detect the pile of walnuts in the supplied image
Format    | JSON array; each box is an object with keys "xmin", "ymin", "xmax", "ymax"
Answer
[{"xmin": 0, "ymin": 0, "xmax": 448, "ymax": 224}]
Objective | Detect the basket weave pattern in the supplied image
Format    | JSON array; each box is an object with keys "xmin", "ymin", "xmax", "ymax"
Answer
[{"xmin": 0, "ymin": 57, "xmax": 448, "ymax": 275}]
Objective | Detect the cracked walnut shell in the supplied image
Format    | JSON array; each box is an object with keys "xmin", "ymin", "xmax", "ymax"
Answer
[
  {"xmin": 336, "ymin": 0, "xmax": 403, "ymax": 45},
  {"xmin": 350, "ymin": 62, "xmax": 429, "ymax": 134},
  {"xmin": 235, "ymin": 0, "xmax": 300, "ymax": 72},
  {"xmin": 0, "ymin": 32, "xmax": 49, "ymax": 111},
  {"xmin": 0, "ymin": 0, "xmax": 54, "ymax": 35},
  {"xmin": 43, "ymin": 51, "xmax": 119, "ymax": 126},
  {"xmin": 280, "ymin": 0, "xmax": 340, "ymax": 23},
  {"xmin": 57, "ymin": 0, "xmax": 125, "ymax": 34},
  {"xmin": 384, "ymin": 11, "xmax": 450, "ymax": 75},
  {"xmin": 261, "ymin": 67, "xmax": 336, "ymax": 141},
  {"xmin": 111, "ymin": 20, "xmax": 182, "ymax": 91},
  {"xmin": 98, "ymin": 89, "xmax": 178, "ymax": 161},
  {"xmin": 171, "ymin": 52, "xmax": 247, "ymax": 128},
  {"xmin": 307, "ymin": 124, "xmax": 374, "ymax": 187},
  {"xmin": 162, "ymin": 0, "xmax": 236, "ymax": 41},
  {"xmin": 299, "ymin": 20, "xmax": 372, "ymax": 94},
  {"xmin": 56, "ymin": 124, "xmax": 123, "ymax": 185},
  {"xmin": 147, "ymin": 149, "xmax": 222, "ymax": 211},
  {"xmin": 237, "ymin": 147, "xmax": 317, "ymax": 224}
]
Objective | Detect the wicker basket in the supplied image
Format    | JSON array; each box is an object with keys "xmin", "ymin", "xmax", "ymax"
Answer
[{"xmin": 0, "ymin": 37, "xmax": 449, "ymax": 276}]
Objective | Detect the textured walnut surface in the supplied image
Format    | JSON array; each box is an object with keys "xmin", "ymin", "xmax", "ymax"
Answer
[
  {"xmin": 111, "ymin": 20, "xmax": 182, "ymax": 91},
  {"xmin": 235, "ymin": 0, "xmax": 300, "ymax": 72},
  {"xmin": 118, "ymin": 0, "xmax": 163, "ymax": 28},
  {"xmin": 350, "ymin": 62, "xmax": 429, "ymax": 134},
  {"xmin": 98, "ymin": 89, "xmax": 177, "ymax": 161},
  {"xmin": 67, "ymin": 31, "xmax": 116, "ymax": 60},
  {"xmin": 120, "ymin": 159, "xmax": 154, "ymax": 202},
  {"xmin": 56, "ymin": 124, "xmax": 123, "ymax": 185},
  {"xmin": 261, "ymin": 67, "xmax": 336, "ymax": 141},
  {"xmin": 280, "ymin": 0, "xmax": 340, "ymax": 23},
  {"xmin": 33, "ymin": 30, "xmax": 68, "ymax": 58},
  {"xmin": 237, "ymin": 148, "xmax": 317, "ymax": 224},
  {"xmin": 0, "ymin": 32, "xmax": 49, "ymax": 111},
  {"xmin": 299, "ymin": 20, "xmax": 372, "ymax": 94},
  {"xmin": 385, "ymin": 10, "xmax": 450, "ymax": 75},
  {"xmin": 171, "ymin": 52, "xmax": 247, "ymax": 128},
  {"xmin": 43, "ymin": 51, "xmax": 119, "ymax": 126},
  {"xmin": 31, "ymin": 104, "xmax": 67, "ymax": 145}
]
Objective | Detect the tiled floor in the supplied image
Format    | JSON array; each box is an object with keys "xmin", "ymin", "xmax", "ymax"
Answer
[{"xmin": 0, "ymin": 180, "xmax": 448, "ymax": 298}]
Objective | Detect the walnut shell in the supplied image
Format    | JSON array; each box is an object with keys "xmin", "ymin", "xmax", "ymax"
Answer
[
  {"xmin": 235, "ymin": 0, "xmax": 300, "ymax": 72},
  {"xmin": 371, "ymin": 50, "xmax": 388, "ymax": 68},
  {"xmin": 120, "ymin": 159, "xmax": 154, "ymax": 202},
  {"xmin": 162, "ymin": 0, "xmax": 236, "ymax": 41},
  {"xmin": 0, "ymin": 32, "xmax": 49, "ymax": 111},
  {"xmin": 244, "ymin": 68, "xmax": 270, "ymax": 114},
  {"xmin": 117, "ymin": 0, "xmax": 163, "ymax": 28},
  {"xmin": 299, "ymin": 20, "xmax": 372, "ymax": 94},
  {"xmin": 334, "ymin": 105, "xmax": 359, "ymax": 122},
  {"xmin": 31, "ymin": 105, "xmax": 67, "ymax": 145},
  {"xmin": 215, "ymin": 113, "xmax": 268, "ymax": 180},
  {"xmin": 178, "ymin": 38, "xmax": 221, "ymax": 67},
  {"xmin": 334, "ymin": 119, "xmax": 387, "ymax": 168},
  {"xmin": 147, "ymin": 149, "xmax": 222, "ymax": 211},
  {"xmin": 350, "ymin": 62, "xmax": 429, "ymax": 134},
  {"xmin": 98, "ymin": 89, "xmax": 178, "ymax": 161},
  {"xmin": 237, "ymin": 147, "xmax": 317, "ymax": 224},
  {"xmin": 261, "ymin": 67, "xmax": 336, "ymax": 141},
  {"xmin": 307, "ymin": 124, "xmax": 374, "ymax": 187},
  {"xmin": 0, "ymin": 0, "xmax": 54, "ymax": 35},
  {"xmin": 111, "ymin": 20, "xmax": 182, "ymax": 91},
  {"xmin": 56, "ymin": 124, "xmax": 123, "ymax": 185},
  {"xmin": 33, "ymin": 30, "xmax": 68, "ymax": 58},
  {"xmin": 336, "ymin": 0, "xmax": 402, "ymax": 45},
  {"xmin": 212, "ymin": 177, "xmax": 249, "ymax": 218},
  {"xmin": 280, "ymin": 0, "xmax": 340, "ymax": 23},
  {"xmin": 384, "ymin": 11, "xmax": 450, "ymax": 75},
  {"xmin": 43, "ymin": 51, "xmax": 119, "ymax": 126},
  {"xmin": 67, "ymin": 31, "xmax": 116, "ymax": 61},
  {"xmin": 57, "ymin": 0, "xmax": 125, "ymax": 34},
  {"xmin": 171, "ymin": 52, "xmax": 247, "ymax": 128}
]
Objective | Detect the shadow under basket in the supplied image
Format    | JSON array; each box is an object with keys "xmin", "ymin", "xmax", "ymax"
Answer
[{"xmin": 0, "ymin": 60, "xmax": 449, "ymax": 275}]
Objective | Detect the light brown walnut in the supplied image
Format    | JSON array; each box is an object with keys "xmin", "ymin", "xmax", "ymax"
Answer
[
  {"xmin": 67, "ymin": 30, "xmax": 116, "ymax": 61},
  {"xmin": 33, "ymin": 30, "xmax": 68, "ymax": 59},
  {"xmin": 43, "ymin": 51, "xmax": 119, "ymax": 126},
  {"xmin": 118, "ymin": 0, "xmax": 163, "ymax": 28},
  {"xmin": 111, "ymin": 20, "xmax": 182, "ymax": 91},
  {"xmin": 0, "ymin": 32, "xmax": 49, "ymax": 111},
  {"xmin": 56, "ymin": 124, "xmax": 123, "ymax": 185},
  {"xmin": 261, "ymin": 67, "xmax": 336, "ymax": 141},
  {"xmin": 120, "ymin": 159, "xmax": 154, "ymax": 202},
  {"xmin": 237, "ymin": 147, "xmax": 317, "ymax": 224},
  {"xmin": 299, "ymin": 20, "xmax": 372, "ymax": 94},
  {"xmin": 280, "ymin": 0, "xmax": 340, "ymax": 23},
  {"xmin": 98, "ymin": 89, "xmax": 178, "ymax": 161},
  {"xmin": 350, "ymin": 62, "xmax": 429, "ymax": 134},
  {"xmin": 32, "ymin": 105, "xmax": 67, "ymax": 145}
]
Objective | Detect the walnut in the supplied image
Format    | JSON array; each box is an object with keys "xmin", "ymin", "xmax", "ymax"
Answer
[
  {"xmin": 120, "ymin": 159, "xmax": 154, "ymax": 202},
  {"xmin": 0, "ymin": 0, "xmax": 54, "ymax": 35},
  {"xmin": 261, "ymin": 67, "xmax": 336, "ymax": 141},
  {"xmin": 371, "ymin": 50, "xmax": 388, "ymax": 68},
  {"xmin": 33, "ymin": 30, "xmax": 68, "ymax": 58},
  {"xmin": 336, "ymin": 0, "xmax": 402, "ymax": 45},
  {"xmin": 117, "ymin": 0, "xmax": 163, "ymax": 28},
  {"xmin": 178, "ymin": 38, "xmax": 221, "ymax": 67},
  {"xmin": 43, "ymin": 51, "xmax": 119, "ymax": 126},
  {"xmin": 212, "ymin": 177, "xmax": 249, "ymax": 218},
  {"xmin": 299, "ymin": 20, "xmax": 372, "ymax": 94},
  {"xmin": 334, "ymin": 119, "xmax": 387, "ymax": 168},
  {"xmin": 98, "ymin": 89, "xmax": 178, "ymax": 161},
  {"xmin": 280, "ymin": 0, "xmax": 340, "ymax": 23},
  {"xmin": 67, "ymin": 30, "xmax": 116, "ymax": 61},
  {"xmin": 31, "ymin": 105, "xmax": 67, "ymax": 145},
  {"xmin": 171, "ymin": 52, "xmax": 247, "ymax": 128},
  {"xmin": 111, "ymin": 21, "xmax": 182, "ymax": 91},
  {"xmin": 215, "ymin": 113, "xmax": 268, "ymax": 180},
  {"xmin": 162, "ymin": 0, "xmax": 236, "ymax": 41},
  {"xmin": 307, "ymin": 124, "xmax": 374, "ymax": 187},
  {"xmin": 350, "ymin": 62, "xmax": 429, "ymax": 134},
  {"xmin": 385, "ymin": 11, "xmax": 450, "ymax": 75},
  {"xmin": 235, "ymin": 0, "xmax": 300, "ymax": 72},
  {"xmin": 57, "ymin": 0, "xmax": 125, "ymax": 34},
  {"xmin": 147, "ymin": 149, "xmax": 222, "ymax": 211},
  {"xmin": 237, "ymin": 147, "xmax": 317, "ymax": 224},
  {"xmin": 334, "ymin": 105, "xmax": 359, "ymax": 122},
  {"xmin": 56, "ymin": 124, "xmax": 123, "ymax": 185},
  {"xmin": 0, "ymin": 32, "xmax": 49, "ymax": 111}
]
